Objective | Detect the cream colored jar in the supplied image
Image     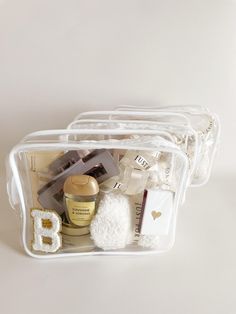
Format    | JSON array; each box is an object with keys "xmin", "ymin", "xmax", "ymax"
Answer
[{"xmin": 63, "ymin": 175, "xmax": 99, "ymax": 227}]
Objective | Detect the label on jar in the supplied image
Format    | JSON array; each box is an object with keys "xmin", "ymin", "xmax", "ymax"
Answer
[{"xmin": 66, "ymin": 199, "xmax": 96, "ymax": 227}]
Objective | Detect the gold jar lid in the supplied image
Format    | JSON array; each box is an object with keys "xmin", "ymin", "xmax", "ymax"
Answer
[{"xmin": 63, "ymin": 175, "xmax": 99, "ymax": 196}]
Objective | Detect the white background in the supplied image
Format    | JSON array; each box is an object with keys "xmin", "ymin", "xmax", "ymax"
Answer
[{"xmin": 0, "ymin": 1, "xmax": 236, "ymax": 314}]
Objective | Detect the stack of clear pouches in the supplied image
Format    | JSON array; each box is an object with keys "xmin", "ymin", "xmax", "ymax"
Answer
[
  {"xmin": 7, "ymin": 106, "xmax": 220, "ymax": 258},
  {"xmin": 71, "ymin": 105, "xmax": 220, "ymax": 187}
]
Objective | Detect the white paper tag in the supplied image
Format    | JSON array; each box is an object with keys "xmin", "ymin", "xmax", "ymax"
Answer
[
  {"xmin": 140, "ymin": 189, "xmax": 173, "ymax": 236},
  {"xmin": 134, "ymin": 154, "xmax": 150, "ymax": 170}
]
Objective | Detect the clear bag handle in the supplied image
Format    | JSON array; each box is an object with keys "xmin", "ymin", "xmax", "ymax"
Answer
[
  {"xmin": 67, "ymin": 119, "xmax": 176, "ymax": 142},
  {"xmin": 6, "ymin": 165, "xmax": 20, "ymax": 211},
  {"xmin": 19, "ymin": 128, "xmax": 181, "ymax": 144},
  {"xmin": 114, "ymin": 104, "xmax": 210, "ymax": 114},
  {"xmin": 73, "ymin": 110, "xmax": 191, "ymax": 125}
]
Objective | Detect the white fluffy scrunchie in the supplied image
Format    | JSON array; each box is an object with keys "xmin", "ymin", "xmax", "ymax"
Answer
[{"xmin": 90, "ymin": 192, "xmax": 134, "ymax": 250}]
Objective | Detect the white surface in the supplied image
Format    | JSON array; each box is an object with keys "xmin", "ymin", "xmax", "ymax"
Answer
[
  {"xmin": 0, "ymin": 1, "xmax": 236, "ymax": 313},
  {"xmin": 1, "ymin": 175, "xmax": 236, "ymax": 314}
]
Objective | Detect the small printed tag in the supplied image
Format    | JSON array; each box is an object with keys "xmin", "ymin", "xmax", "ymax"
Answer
[
  {"xmin": 112, "ymin": 181, "xmax": 124, "ymax": 189},
  {"xmin": 130, "ymin": 193, "xmax": 145, "ymax": 242},
  {"xmin": 140, "ymin": 189, "xmax": 173, "ymax": 236},
  {"xmin": 134, "ymin": 155, "xmax": 150, "ymax": 170}
]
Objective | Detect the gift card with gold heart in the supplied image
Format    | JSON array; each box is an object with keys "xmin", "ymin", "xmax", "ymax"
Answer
[{"xmin": 140, "ymin": 189, "xmax": 173, "ymax": 236}]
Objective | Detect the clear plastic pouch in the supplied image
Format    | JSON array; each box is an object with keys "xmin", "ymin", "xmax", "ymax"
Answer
[
  {"xmin": 68, "ymin": 118, "xmax": 199, "ymax": 185},
  {"xmin": 114, "ymin": 105, "xmax": 221, "ymax": 186},
  {"xmin": 7, "ymin": 129, "xmax": 188, "ymax": 258}
]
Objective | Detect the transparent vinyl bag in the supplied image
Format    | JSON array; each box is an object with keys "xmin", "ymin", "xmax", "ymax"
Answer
[
  {"xmin": 67, "ymin": 119, "xmax": 198, "ymax": 183},
  {"xmin": 114, "ymin": 105, "xmax": 221, "ymax": 186},
  {"xmin": 7, "ymin": 129, "xmax": 188, "ymax": 258}
]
